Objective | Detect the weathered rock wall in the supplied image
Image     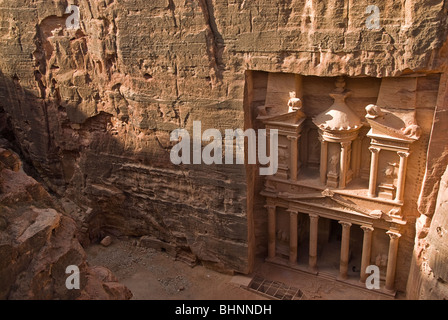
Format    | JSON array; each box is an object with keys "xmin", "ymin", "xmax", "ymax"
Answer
[
  {"xmin": 0, "ymin": 144, "xmax": 132, "ymax": 299},
  {"xmin": 0, "ymin": 0, "xmax": 448, "ymax": 289},
  {"xmin": 407, "ymin": 165, "xmax": 448, "ymax": 299},
  {"xmin": 406, "ymin": 70, "xmax": 448, "ymax": 299}
]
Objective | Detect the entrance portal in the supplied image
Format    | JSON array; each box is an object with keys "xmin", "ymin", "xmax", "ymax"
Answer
[
  {"xmin": 313, "ymin": 218, "xmax": 363, "ymax": 279},
  {"xmin": 318, "ymin": 218, "xmax": 342, "ymax": 273}
]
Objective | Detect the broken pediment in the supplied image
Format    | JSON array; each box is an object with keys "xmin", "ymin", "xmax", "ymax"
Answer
[
  {"xmin": 365, "ymin": 75, "xmax": 422, "ymax": 141},
  {"xmin": 257, "ymin": 109, "xmax": 306, "ymax": 127},
  {"xmin": 365, "ymin": 106, "xmax": 421, "ymax": 142}
]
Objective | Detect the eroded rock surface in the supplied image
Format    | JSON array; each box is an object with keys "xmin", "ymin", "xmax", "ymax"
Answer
[
  {"xmin": 0, "ymin": 145, "xmax": 131, "ymax": 299},
  {"xmin": 407, "ymin": 165, "xmax": 448, "ymax": 299},
  {"xmin": 0, "ymin": 0, "xmax": 448, "ymax": 298}
]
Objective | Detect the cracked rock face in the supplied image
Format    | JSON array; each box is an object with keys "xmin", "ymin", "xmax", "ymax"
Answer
[
  {"xmin": 0, "ymin": 0, "xmax": 448, "ymax": 296},
  {"xmin": 407, "ymin": 165, "xmax": 448, "ymax": 299},
  {"xmin": 0, "ymin": 146, "xmax": 132, "ymax": 300}
]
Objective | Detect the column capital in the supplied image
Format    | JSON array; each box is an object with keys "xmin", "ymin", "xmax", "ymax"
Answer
[
  {"xmin": 361, "ymin": 225, "xmax": 374, "ymax": 233},
  {"xmin": 339, "ymin": 221, "xmax": 352, "ymax": 228},
  {"xmin": 286, "ymin": 208, "xmax": 299, "ymax": 214},
  {"xmin": 386, "ymin": 230, "xmax": 401, "ymax": 240},
  {"xmin": 397, "ymin": 151, "xmax": 410, "ymax": 158},
  {"xmin": 287, "ymin": 135, "xmax": 300, "ymax": 141},
  {"xmin": 318, "ymin": 136, "xmax": 328, "ymax": 143},
  {"xmin": 369, "ymin": 146, "xmax": 381, "ymax": 154},
  {"xmin": 309, "ymin": 214, "xmax": 319, "ymax": 220},
  {"xmin": 264, "ymin": 204, "xmax": 276, "ymax": 211},
  {"xmin": 340, "ymin": 141, "xmax": 352, "ymax": 149}
]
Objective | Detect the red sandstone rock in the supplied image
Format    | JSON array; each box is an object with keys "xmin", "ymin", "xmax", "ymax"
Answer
[
  {"xmin": 0, "ymin": 146, "xmax": 131, "ymax": 300},
  {"xmin": 100, "ymin": 236, "xmax": 113, "ymax": 247},
  {"xmin": 0, "ymin": 0, "xmax": 447, "ymax": 299}
]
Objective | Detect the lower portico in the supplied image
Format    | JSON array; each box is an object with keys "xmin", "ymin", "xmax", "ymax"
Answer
[{"xmin": 263, "ymin": 190, "xmax": 404, "ymax": 295}]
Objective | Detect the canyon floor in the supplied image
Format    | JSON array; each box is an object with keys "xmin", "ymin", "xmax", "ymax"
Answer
[
  {"xmin": 85, "ymin": 239, "xmax": 264, "ymax": 300},
  {"xmin": 85, "ymin": 239, "xmax": 399, "ymax": 300}
]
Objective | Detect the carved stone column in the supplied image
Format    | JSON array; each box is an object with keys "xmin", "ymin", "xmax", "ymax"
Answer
[
  {"xmin": 360, "ymin": 225, "xmax": 374, "ymax": 283},
  {"xmin": 339, "ymin": 221, "xmax": 352, "ymax": 280},
  {"xmin": 395, "ymin": 151, "xmax": 410, "ymax": 203},
  {"xmin": 309, "ymin": 214, "xmax": 319, "ymax": 273},
  {"xmin": 385, "ymin": 230, "xmax": 401, "ymax": 291},
  {"xmin": 319, "ymin": 137, "xmax": 328, "ymax": 184},
  {"xmin": 288, "ymin": 209, "xmax": 298, "ymax": 264},
  {"xmin": 352, "ymin": 136, "xmax": 362, "ymax": 178},
  {"xmin": 266, "ymin": 205, "xmax": 276, "ymax": 259},
  {"xmin": 368, "ymin": 147, "xmax": 381, "ymax": 197},
  {"xmin": 339, "ymin": 141, "xmax": 351, "ymax": 188},
  {"xmin": 287, "ymin": 136, "xmax": 299, "ymax": 181}
]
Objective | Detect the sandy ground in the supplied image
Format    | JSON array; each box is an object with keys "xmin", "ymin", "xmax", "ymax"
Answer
[
  {"xmin": 85, "ymin": 239, "xmax": 398, "ymax": 300},
  {"xmin": 85, "ymin": 239, "xmax": 264, "ymax": 300}
]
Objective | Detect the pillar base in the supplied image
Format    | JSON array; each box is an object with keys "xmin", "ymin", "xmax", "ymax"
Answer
[
  {"xmin": 265, "ymin": 257, "xmax": 396, "ymax": 297},
  {"xmin": 266, "ymin": 256, "xmax": 318, "ymax": 275},
  {"xmin": 308, "ymin": 266, "xmax": 318, "ymax": 274},
  {"xmin": 288, "ymin": 261, "xmax": 299, "ymax": 268},
  {"xmin": 265, "ymin": 256, "xmax": 277, "ymax": 264},
  {"xmin": 384, "ymin": 288, "xmax": 397, "ymax": 296},
  {"xmin": 378, "ymin": 183, "xmax": 395, "ymax": 200},
  {"xmin": 336, "ymin": 274, "xmax": 349, "ymax": 281}
]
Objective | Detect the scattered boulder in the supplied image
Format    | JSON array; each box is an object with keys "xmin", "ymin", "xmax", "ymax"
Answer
[{"xmin": 100, "ymin": 236, "xmax": 113, "ymax": 247}]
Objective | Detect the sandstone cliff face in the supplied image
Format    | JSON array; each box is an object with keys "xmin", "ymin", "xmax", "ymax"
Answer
[
  {"xmin": 0, "ymin": 145, "xmax": 132, "ymax": 299},
  {"xmin": 0, "ymin": 0, "xmax": 448, "ymax": 296},
  {"xmin": 407, "ymin": 165, "xmax": 448, "ymax": 299}
]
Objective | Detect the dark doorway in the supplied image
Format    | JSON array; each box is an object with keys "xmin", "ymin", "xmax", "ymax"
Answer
[
  {"xmin": 317, "ymin": 217, "xmax": 341, "ymax": 274},
  {"xmin": 316, "ymin": 218, "xmax": 363, "ymax": 280}
]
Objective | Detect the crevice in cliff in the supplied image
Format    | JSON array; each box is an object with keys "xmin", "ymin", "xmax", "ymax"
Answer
[
  {"xmin": 249, "ymin": 9, "xmax": 253, "ymax": 33},
  {"xmin": 0, "ymin": 72, "xmax": 48, "ymax": 189},
  {"xmin": 277, "ymin": 0, "xmax": 293, "ymax": 30},
  {"xmin": 197, "ymin": 0, "xmax": 224, "ymax": 85},
  {"xmin": 168, "ymin": 0, "xmax": 178, "ymax": 28}
]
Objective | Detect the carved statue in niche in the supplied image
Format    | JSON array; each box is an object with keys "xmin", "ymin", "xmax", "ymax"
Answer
[
  {"xmin": 378, "ymin": 161, "xmax": 398, "ymax": 200},
  {"xmin": 277, "ymin": 229, "xmax": 289, "ymax": 242},
  {"xmin": 288, "ymin": 91, "xmax": 302, "ymax": 113},
  {"xmin": 383, "ymin": 162, "xmax": 398, "ymax": 184},
  {"xmin": 375, "ymin": 253, "xmax": 388, "ymax": 268},
  {"xmin": 278, "ymin": 147, "xmax": 288, "ymax": 164},
  {"xmin": 326, "ymin": 153, "xmax": 340, "ymax": 188},
  {"xmin": 329, "ymin": 154, "xmax": 340, "ymax": 174}
]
